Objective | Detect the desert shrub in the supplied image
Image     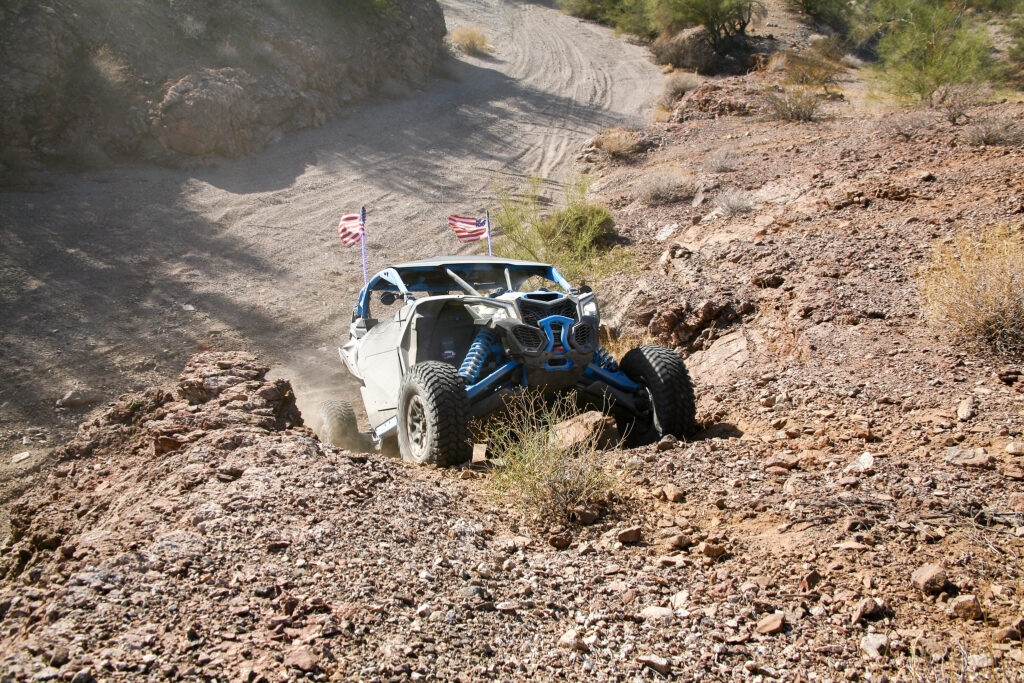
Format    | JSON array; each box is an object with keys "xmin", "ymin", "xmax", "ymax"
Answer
[
  {"xmin": 638, "ymin": 170, "xmax": 699, "ymax": 204},
  {"xmin": 487, "ymin": 392, "xmax": 613, "ymax": 523},
  {"xmin": 593, "ymin": 127, "xmax": 644, "ymax": 158},
  {"xmin": 788, "ymin": 0, "xmax": 852, "ymax": 30},
  {"xmin": 936, "ymin": 83, "xmax": 986, "ymax": 124},
  {"xmin": 609, "ymin": 0, "xmax": 657, "ymax": 36},
  {"xmin": 967, "ymin": 0, "xmax": 1020, "ymax": 11},
  {"xmin": 715, "ymin": 188, "xmax": 754, "ymax": 215},
  {"xmin": 1008, "ymin": 16, "xmax": 1024, "ymax": 79},
  {"xmin": 864, "ymin": 1, "xmax": 995, "ymax": 103},
  {"xmin": 775, "ymin": 50, "xmax": 842, "ymax": 90},
  {"xmin": 883, "ymin": 110, "xmax": 935, "ymax": 140},
  {"xmin": 494, "ymin": 176, "xmax": 622, "ymax": 283},
  {"xmin": 651, "ymin": 26, "xmax": 718, "ymax": 71},
  {"xmin": 558, "ymin": 0, "xmax": 656, "ymax": 37},
  {"xmin": 658, "ymin": 72, "xmax": 701, "ymax": 108},
  {"xmin": 919, "ymin": 226, "xmax": 1024, "ymax": 357},
  {"xmin": 653, "ymin": 0, "xmax": 766, "ymax": 51},
  {"xmin": 759, "ymin": 86, "xmax": 821, "ymax": 121},
  {"xmin": 703, "ymin": 147, "xmax": 739, "ymax": 171},
  {"xmin": 450, "ymin": 26, "xmax": 490, "ymax": 56},
  {"xmin": 558, "ymin": 0, "xmax": 608, "ymax": 21},
  {"xmin": 963, "ymin": 116, "xmax": 1024, "ymax": 145},
  {"xmin": 90, "ymin": 46, "xmax": 131, "ymax": 91}
]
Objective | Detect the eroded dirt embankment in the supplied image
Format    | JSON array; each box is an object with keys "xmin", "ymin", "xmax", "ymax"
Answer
[{"xmin": 0, "ymin": 0, "xmax": 446, "ymax": 173}]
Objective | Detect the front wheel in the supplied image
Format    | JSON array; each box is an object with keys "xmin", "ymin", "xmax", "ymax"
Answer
[
  {"xmin": 617, "ymin": 345, "xmax": 697, "ymax": 447},
  {"xmin": 397, "ymin": 362, "xmax": 472, "ymax": 467}
]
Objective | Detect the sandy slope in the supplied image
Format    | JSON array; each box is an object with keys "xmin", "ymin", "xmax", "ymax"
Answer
[{"xmin": 0, "ymin": 0, "xmax": 662, "ymax": 499}]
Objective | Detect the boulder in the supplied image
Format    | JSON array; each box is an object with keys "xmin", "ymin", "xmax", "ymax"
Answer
[{"xmin": 553, "ymin": 411, "xmax": 620, "ymax": 450}]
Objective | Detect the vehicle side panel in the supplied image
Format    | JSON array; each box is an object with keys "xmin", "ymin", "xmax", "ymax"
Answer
[{"xmin": 355, "ymin": 318, "xmax": 407, "ymax": 428}]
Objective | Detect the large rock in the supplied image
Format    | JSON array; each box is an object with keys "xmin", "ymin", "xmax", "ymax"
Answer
[
  {"xmin": 553, "ymin": 411, "xmax": 620, "ymax": 450},
  {"xmin": 687, "ymin": 330, "xmax": 750, "ymax": 386},
  {"xmin": 911, "ymin": 563, "xmax": 948, "ymax": 595}
]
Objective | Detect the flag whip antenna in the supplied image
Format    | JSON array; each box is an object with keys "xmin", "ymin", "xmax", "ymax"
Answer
[{"xmin": 360, "ymin": 206, "xmax": 368, "ymax": 284}]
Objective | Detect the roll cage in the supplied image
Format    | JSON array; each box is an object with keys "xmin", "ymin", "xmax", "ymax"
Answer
[{"xmin": 353, "ymin": 262, "xmax": 573, "ymax": 319}]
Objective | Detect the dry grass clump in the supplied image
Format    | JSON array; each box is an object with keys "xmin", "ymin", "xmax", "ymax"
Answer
[
  {"xmin": 637, "ymin": 170, "xmax": 698, "ymax": 205},
  {"xmin": 715, "ymin": 188, "xmax": 754, "ymax": 216},
  {"xmin": 771, "ymin": 50, "xmax": 841, "ymax": 92},
  {"xmin": 883, "ymin": 111, "xmax": 935, "ymax": 141},
  {"xmin": 593, "ymin": 127, "xmax": 644, "ymax": 158},
  {"xmin": 487, "ymin": 392, "xmax": 613, "ymax": 523},
  {"xmin": 90, "ymin": 46, "xmax": 131, "ymax": 90},
  {"xmin": 598, "ymin": 328, "xmax": 657, "ymax": 363},
  {"xmin": 703, "ymin": 147, "xmax": 738, "ymax": 172},
  {"xmin": 919, "ymin": 226, "xmax": 1024, "ymax": 358},
  {"xmin": 963, "ymin": 117, "xmax": 1024, "ymax": 147},
  {"xmin": 450, "ymin": 26, "xmax": 491, "ymax": 56},
  {"xmin": 759, "ymin": 86, "xmax": 821, "ymax": 121},
  {"xmin": 657, "ymin": 72, "xmax": 700, "ymax": 109},
  {"xmin": 935, "ymin": 84, "xmax": 985, "ymax": 125}
]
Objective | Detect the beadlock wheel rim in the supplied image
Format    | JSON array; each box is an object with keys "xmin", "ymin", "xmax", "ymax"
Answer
[{"xmin": 407, "ymin": 395, "xmax": 427, "ymax": 458}]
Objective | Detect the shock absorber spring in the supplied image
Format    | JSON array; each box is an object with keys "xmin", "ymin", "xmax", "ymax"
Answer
[
  {"xmin": 593, "ymin": 346, "xmax": 618, "ymax": 372},
  {"xmin": 459, "ymin": 329, "xmax": 497, "ymax": 383}
]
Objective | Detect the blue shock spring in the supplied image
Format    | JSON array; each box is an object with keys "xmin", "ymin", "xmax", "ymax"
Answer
[
  {"xmin": 594, "ymin": 346, "xmax": 618, "ymax": 372},
  {"xmin": 459, "ymin": 329, "xmax": 497, "ymax": 383}
]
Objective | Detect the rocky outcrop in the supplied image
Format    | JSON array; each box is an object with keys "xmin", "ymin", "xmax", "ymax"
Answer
[{"xmin": 0, "ymin": 0, "xmax": 446, "ymax": 171}]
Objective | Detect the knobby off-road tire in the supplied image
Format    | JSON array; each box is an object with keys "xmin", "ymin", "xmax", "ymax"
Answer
[
  {"xmin": 318, "ymin": 399, "xmax": 359, "ymax": 449},
  {"xmin": 397, "ymin": 362, "xmax": 472, "ymax": 467},
  {"xmin": 618, "ymin": 344, "xmax": 697, "ymax": 447}
]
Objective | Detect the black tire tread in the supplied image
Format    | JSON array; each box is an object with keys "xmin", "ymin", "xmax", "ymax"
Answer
[
  {"xmin": 619, "ymin": 344, "xmax": 697, "ymax": 445},
  {"xmin": 318, "ymin": 399, "xmax": 357, "ymax": 448},
  {"xmin": 399, "ymin": 362, "xmax": 472, "ymax": 467}
]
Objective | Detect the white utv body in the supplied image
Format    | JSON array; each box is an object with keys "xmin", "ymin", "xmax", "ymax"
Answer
[{"xmin": 320, "ymin": 255, "xmax": 697, "ymax": 466}]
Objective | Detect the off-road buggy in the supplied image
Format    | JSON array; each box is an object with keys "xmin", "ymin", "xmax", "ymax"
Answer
[{"xmin": 320, "ymin": 255, "xmax": 696, "ymax": 465}]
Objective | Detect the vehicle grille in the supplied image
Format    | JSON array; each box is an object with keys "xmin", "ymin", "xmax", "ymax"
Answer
[
  {"xmin": 512, "ymin": 325, "xmax": 545, "ymax": 351},
  {"xmin": 518, "ymin": 298, "xmax": 578, "ymax": 327},
  {"xmin": 572, "ymin": 322, "xmax": 594, "ymax": 348}
]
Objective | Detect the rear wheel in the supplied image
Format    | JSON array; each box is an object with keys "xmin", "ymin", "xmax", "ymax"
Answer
[
  {"xmin": 617, "ymin": 345, "xmax": 697, "ymax": 447},
  {"xmin": 397, "ymin": 362, "xmax": 472, "ymax": 467},
  {"xmin": 318, "ymin": 399, "xmax": 359, "ymax": 449}
]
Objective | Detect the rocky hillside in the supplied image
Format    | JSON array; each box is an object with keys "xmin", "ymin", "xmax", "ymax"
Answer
[
  {"xmin": 1, "ymin": 343, "xmax": 1022, "ymax": 680},
  {"xmin": 0, "ymin": 0, "xmax": 445, "ymax": 173}
]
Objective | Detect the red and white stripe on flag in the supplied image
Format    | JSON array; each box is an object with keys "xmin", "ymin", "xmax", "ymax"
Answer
[
  {"xmin": 448, "ymin": 214, "xmax": 488, "ymax": 243},
  {"xmin": 337, "ymin": 207, "xmax": 365, "ymax": 246}
]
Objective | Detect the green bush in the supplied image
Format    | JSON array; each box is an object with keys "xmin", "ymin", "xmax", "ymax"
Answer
[
  {"xmin": 493, "ymin": 176, "xmax": 622, "ymax": 285},
  {"xmin": 862, "ymin": 0, "xmax": 995, "ymax": 103},
  {"xmin": 558, "ymin": 0, "xmax": 656, "ymax": 37},
  {"xmin": 653, "ymin": 0, "xmax": 766, "ymax": 52},
  {"xmin": 1010, "ymin": 16, "xmax": 1024, "ymax": 79},
  {"xmin": 788, "ymin": 0, "xmax": 852, "ymax": 30}
]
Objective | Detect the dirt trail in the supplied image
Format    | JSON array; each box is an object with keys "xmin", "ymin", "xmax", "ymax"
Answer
[{"xmin": 0, "ymin": 0, "xmax": 661, "ymax": 507}]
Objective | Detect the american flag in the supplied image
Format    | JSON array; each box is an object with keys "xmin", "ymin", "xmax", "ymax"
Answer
[
  {"xmin": 448, "ymin": 214, "xmax": 489, "ymax": 243},
  {"xmin": 338, "ymin": 206, "xmax": 365, "ymax": 246}
]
